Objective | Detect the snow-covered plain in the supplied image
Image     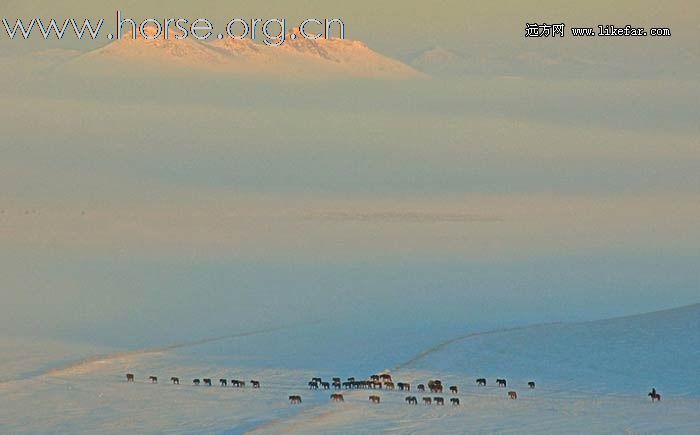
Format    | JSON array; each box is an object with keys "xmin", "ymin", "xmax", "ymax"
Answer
[{"xmin": 1, "ymin": 304, "xmax": 698, "ymax": 434}]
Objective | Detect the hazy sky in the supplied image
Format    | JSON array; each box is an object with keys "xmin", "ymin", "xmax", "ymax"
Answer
[{"xmin": 0, "ymin": 1, "xmax": 698, "ymax": 345}]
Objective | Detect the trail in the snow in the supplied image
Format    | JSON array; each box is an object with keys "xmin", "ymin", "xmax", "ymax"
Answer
[
  {"xmin": 2, "ymin": 320, "xmax": 323, "ymax": 383},
  {"xmin": 394, "ymin": 303, "xmax": 700, "ymax": 371},
  {"xmin": 393, "ymin": 322, "xmax": 560, "ymax": 370}
]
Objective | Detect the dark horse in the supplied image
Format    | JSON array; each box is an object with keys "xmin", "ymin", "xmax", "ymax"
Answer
[
  {"xmin": 428, "ymin": 380, "xmax": 443, "ymax": 393},
  {"xmin": 450, "ymin": 398, "xmax": 460, "ymax": 406},
  {"xmin": 170, "ymin": 377, "xmax": 179, "ymax": 385},
  {"xmin": 405, "ymin": 396, "xmax": 418, "ymax": 405},
  {"xmin": 528, "ymin": 381, "xmax": 536, "ymax": 389},
  {"xmin": 203, "ymin": 378, "xmax": 212, "ymax": 386},
  {"xmin": 251, "ymin": 380, "xmax": 261, "ymax": 389},
  {"xmin": 220, "ymin": 379, "xmax": 227, "ymax": 387},
  {"xmin": 289, "ymin": 395, "xmax": 302, "ymax": 404},
  {"xmin": 126, "ymin": 373, "xmax": 135, "ymax": 382},
  {"xmin": 148, "ymin": 376, "xmax": 158, "ymax": 384},
  {"xmin": 648, "ymin": 388, "xmax": 661, "ymax": 402},
  {"xmin": 369, "ymin": 395, "xmax": 381, "ymax": 404},
  {"xmin": 434, "ymin": 397, "xmax": 445, "ymax": 405},
  {"xmin": 193, "ymin": 379, "xmax": 201, "ymax": 386},
  {"xmin": 449, "ymin": 385, "xmax": 458, "ymax": 394},
  {"xmin": 397, "ymin": 382, "xmax": 411, "ymax": 391},
  {"xmin": 330, "ymin": 393, "xmax": 345, "ymax": 402},
  {"xmin": 308, "ymin": 381, "xmax": 319, "ymax": 389},
  {"xmin": 476, "ymin": 378, "xmax": 486, "ymax": 386},
  {"xmin": 497, "ymin": 379, "xmax": 507, "ymax": 387},
  {"xmin": 417, "ymin": 384, "xmax": 426, "ymax": 392}
]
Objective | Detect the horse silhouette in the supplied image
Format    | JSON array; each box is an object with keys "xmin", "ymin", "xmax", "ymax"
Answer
[{"xmin": 648, "ymin": 389, "xmax": 661, "ymax": 402}]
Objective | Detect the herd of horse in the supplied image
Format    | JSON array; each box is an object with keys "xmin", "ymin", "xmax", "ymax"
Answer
[
  {"xmin": 125, "ymin": 372, "xmax": 662, "ymax": 405},
  {"xmin": 126, "ymin": 374, "xmax": 260, "ymax": 389},
  {"xmin": 296, "ymin": 374, "xmax": 533, "ymax": 406}
]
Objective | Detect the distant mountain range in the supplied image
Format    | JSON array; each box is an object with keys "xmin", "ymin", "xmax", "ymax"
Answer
[{"xmin": 53, "ymin": 26, "xmax": 425, "ymax": 79}]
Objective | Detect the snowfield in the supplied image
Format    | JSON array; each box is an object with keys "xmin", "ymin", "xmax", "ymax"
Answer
[{"xmin": 1, "ymin": 304, "xmax": 698, "ymax": 434}]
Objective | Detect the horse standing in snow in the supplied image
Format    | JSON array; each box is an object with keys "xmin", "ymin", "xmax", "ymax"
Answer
[{"xmin": 126, "ymin": 374, "xmax": 135, "ymax": 382}]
